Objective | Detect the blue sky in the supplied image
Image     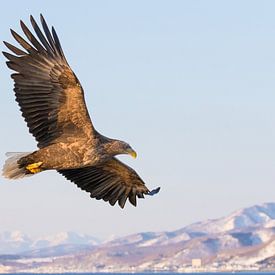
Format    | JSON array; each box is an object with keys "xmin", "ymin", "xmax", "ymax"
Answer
[{"xmin": 1, "ymin": 0, "xmax": 275, "ymax": 239}]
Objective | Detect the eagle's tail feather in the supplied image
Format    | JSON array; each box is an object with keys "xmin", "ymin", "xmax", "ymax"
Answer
[{"xmin": 2, "ymin": 152, "xmax": 33, "ymax": 179}]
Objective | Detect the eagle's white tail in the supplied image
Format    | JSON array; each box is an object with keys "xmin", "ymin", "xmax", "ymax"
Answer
[{"xmin": 2, "ymin": 152, "xmax": 32, "ymax": 179}]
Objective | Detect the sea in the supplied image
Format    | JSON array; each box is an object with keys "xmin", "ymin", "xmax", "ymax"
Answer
[{"xmin": 1, "ymin": 274, "xmax": 261, "ymax": 275}]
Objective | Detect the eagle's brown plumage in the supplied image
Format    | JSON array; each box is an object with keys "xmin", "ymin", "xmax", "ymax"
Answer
[{"xmin": 2, "ymin": 14, "xmax": 160, "ymax": 208}]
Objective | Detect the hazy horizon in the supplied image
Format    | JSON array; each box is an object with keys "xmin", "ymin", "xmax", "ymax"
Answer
[{"xmin": 1, "ymin": 0, "xmax": 275, "ymax": 239}]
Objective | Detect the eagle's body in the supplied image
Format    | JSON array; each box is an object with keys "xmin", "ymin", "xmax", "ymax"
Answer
[
  {"xmin": 20, "ymin": 140, "xmax": 98, "ymax": 170},
  {"xmin": 2, "ymin": 15, "xmax": 159, "ymax": 208}
]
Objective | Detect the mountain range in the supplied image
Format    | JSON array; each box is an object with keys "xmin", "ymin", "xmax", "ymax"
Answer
[
  {"xmin": 0, "ymin": 230, "xmax": 99, "ymax": 255},
  {"xmin": 0, "ymin": 202, "xmax": 275, "ymax": 273}
]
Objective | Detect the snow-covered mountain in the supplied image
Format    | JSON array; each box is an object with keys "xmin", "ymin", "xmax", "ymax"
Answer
[
  {"xmin": 104, "ymin": 202, "xmax": 275, "ymax": 249},
  {"xmin": 0, "ymin": 231, "xmax": 99, "ymax": 255},
  {"xmin": 0, "ymin": 231, "xmax": 32, "ymax": 255},
  {"xmin": 1, "ymin": 202, "xmax": 275, "ymax": 273},
  {"xmin": 183, "ymin": 202, "xmax": 275, "ymax": 234}
]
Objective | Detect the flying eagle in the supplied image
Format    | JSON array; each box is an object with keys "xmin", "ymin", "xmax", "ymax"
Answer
[{"xmin": 2, "ymin": 15, "xmax": 160, "ymax": 208}]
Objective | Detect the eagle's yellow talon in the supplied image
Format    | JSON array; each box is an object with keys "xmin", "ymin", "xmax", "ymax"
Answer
[{"xmin": 26, "ymin": 162, "xmax": 43, "ymax": 174}]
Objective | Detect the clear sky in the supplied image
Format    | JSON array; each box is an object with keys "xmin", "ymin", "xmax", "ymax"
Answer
[{"xmin": 1, "ymin": 0, "xmax": 275, "ymax": 239}]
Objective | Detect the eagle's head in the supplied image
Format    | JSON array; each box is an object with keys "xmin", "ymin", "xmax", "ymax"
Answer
[{"xmin": 104, "ymin": 139, "xmax": 137, "ymax": 158}]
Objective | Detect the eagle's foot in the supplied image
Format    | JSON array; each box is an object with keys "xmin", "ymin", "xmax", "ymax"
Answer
[{"xmin": 26, "ymin": 162, "xmax": 43, "ymax": 174}]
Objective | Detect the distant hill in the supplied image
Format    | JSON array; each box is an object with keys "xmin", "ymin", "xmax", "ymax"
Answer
[
  {"xmin": 0, "ymin": 202, "xmax": 275, "ymax": 273},
  {"xmin": 0, "ymin": 231, "xmax": 99, "ymax": 255}
]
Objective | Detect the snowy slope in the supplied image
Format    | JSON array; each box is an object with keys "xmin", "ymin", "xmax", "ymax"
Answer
[
  {"xmin": 0, "ymin": 231, "xmax": 32, "ymax": 254},
  {"xmin": 0, "ymin": 231, "xmax": 100, "ymax": 255},
  {"xmin": 183, "ymin": 202, "xmax": 275, "ymax": 234},
  {"xmin": 105, "ymin": 202, "xmax": 275, "ymax": 250}
]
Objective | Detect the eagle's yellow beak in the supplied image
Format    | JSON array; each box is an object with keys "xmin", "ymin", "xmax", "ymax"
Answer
[{"xmin": 127, "ymin": 148, "xmax": 137, "ymax": 159}]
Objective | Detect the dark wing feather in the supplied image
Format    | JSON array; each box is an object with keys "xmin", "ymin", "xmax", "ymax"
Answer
[
  {"xmin": 58, "ymin": 157, "xmax": 160, "ymax": 208},
  {"xmin": 3, "ymin": 14, "xmax": 94, "ymax": 148}
]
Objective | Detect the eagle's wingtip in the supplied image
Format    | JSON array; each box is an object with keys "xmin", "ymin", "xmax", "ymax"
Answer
[{"xmin": 148, "ymin": 187, "xmax": 160, "ymax": 196}]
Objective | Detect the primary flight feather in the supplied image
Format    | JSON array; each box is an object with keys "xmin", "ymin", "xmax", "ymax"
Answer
[{"xmin": 2, "ymin": 14, "xmax": 160, "ymax": 208}]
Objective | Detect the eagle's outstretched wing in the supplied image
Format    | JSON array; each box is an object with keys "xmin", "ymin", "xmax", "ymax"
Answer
[
  {"xmin": 58, "ymin": 157, "xmax": 160, "ymax": 208},
  {"xmin": 3, "ymin": 14, "xmax": 94, "ymax": 148}
]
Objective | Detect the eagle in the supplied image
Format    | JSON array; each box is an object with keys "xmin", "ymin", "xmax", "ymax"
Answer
[{"xmin": 2, "ymin": 15, "xmax": 160, "ymax": 208}]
